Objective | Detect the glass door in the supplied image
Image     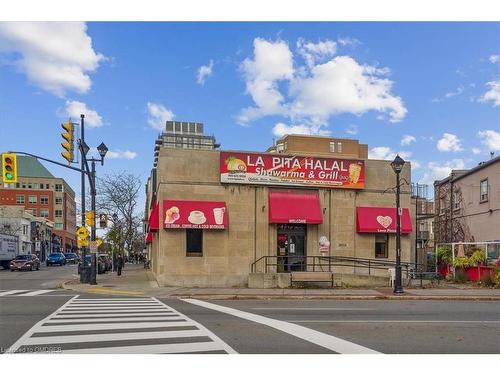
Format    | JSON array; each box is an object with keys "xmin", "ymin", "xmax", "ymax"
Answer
[{"xmin": 277, "ymin": 224, "xmax": 307, "ymax": 272}]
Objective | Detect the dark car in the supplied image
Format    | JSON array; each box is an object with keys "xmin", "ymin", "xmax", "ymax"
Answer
[
  {"xmin": 10, "ymin": 254, "xmax": 40, "ymax": 271},
  {"xmin": 78, "ymin": 255, "xmax": 105, "ymax": 274},
  {"xmin": 64, "ymin": 252, "xmax": 78, "ymax": 264},
  {"xmin": 46, "ymin": 252, "xmax": 66, "ymax": 266}
]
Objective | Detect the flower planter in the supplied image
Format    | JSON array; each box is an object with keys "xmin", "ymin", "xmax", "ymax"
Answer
[
  {"xmin": 438, "ymin": 265, "xmax": 451, "ymax": 277},
  {"xmin": 464, "ymin": 265, "xmax": 492, "ymax": 282}
]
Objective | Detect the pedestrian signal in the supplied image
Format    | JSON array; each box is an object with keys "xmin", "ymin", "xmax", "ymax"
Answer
[
  {"xmin": 2, "ymin": 153, "xmax": 17, "ymax": 183},
  {"xmin": 99, "ymin": 214, "xmax": 108, "ymax": 228},
  {"xmin": 61, "ymin": 122, "xmax": 74, "ymax": 163}
]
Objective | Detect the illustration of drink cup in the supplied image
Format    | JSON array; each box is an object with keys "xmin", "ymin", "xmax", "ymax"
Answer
[
  {"xmin": 213, "ymin": 207, "xmax": 225, "ymax": 225},
  {"xmin": 349, "ymin": 163, "xmax": 362, "ymax": 184}
]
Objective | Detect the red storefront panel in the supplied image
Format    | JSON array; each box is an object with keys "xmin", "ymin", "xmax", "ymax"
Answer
[
  {"xmin": 145, "ymin": 232, "xmax": 153, "ymax": 243},
  {"xmin": 163, "ymin": 200, "xmax": 228, "ymax": 229},
  {"xmin": 148, "ymin": 202, "xmax": 159, "ymax": 232},
  {"xmin": 268, "ymin": 190, "xmax": 323, "ymax": 224},
  {"xmin": 356, "ymin": 207, "xmax": 412, "ymax": 233}
]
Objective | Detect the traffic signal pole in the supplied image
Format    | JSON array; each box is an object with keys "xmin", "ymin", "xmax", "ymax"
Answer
[
  {"xmin": 89, "ymin": 159, "xmax": 97, "ymax": 285},
  {"xmin": 79, "ymin": 114, "xmax": 89, "ymax": 283}
]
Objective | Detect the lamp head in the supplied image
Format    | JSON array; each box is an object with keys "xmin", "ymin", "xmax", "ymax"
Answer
[
  {"xmin": 391, "ymin": 154, "xmax": 405, "ymax": 174},
  {"xmin": 97, "ymin": 142, "xmax": 108, "ymax": 158}
]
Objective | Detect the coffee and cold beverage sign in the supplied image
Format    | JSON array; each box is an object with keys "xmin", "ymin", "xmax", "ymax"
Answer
[{"xmin": 163, "ymin": 200, "xmax": 227, "ymax": 229}]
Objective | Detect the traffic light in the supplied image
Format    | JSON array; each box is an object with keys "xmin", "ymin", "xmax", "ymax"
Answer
[
  {"xmin": 61, "ymin": 121, "xmax": 74, "ymax": 163},
  {"xmin": 99, "ymin": 214, "xmax": 108, "ymax": 228},
  {"xmin": 85, "ymin": 211, "xmax": 95, "ymax": 227},
  {"xmin": 2, "ymin": 153, "xmax": 17, "ymax": 183}
]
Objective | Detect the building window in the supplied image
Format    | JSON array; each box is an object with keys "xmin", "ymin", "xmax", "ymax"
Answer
[
  {"xmin": 55, "ymin": 184, "xmax": 63, "ymax": 192},
  {"xmin": 55, "ymin": 197, "xmax": 63, "ymax": 205},
  {"xmin": 453, "ymin": 191, "xmax": 460, "ymax": 210},
  {"xmin": 22, "ymin": 225, "xmax": 28, "ymax": 235},
  {"xmin": 40, "ymin": 209, "xmax": 49, "ymax": 218},
  {"xmin": 480, "ymin": 179, "xmax": 488, "ymax": 202},
  {"xmin": 276, "ymin": 143, "xmax": 284, "ymax": 153},
  {"xmin": 22, "ymin": 183, "xmax": 26, "ymax": 189},
  {"xmin": 440, "ymin": 197, "xmax": 445, "ymax": 215},
  {"xmin": 54, "ymin": 223, "xmax": 63, "ymax": 229},
  {"xmin": 28, "ymin": 195, "xmax": 37, "ymax": 204},
  {"xmin": 337, "ymin": 142, "xmax": 343, "ymax": 153},
  {"xmin": 55, "ymin": 210, "xmax": 63, "ymax": 218},
  {"xmin": 31, "ymin": 208, "xmax": 38, "ymax": 216},
  {"xmin": 46, "ymin": 184, "xmax": 49, "ymax": 189},
  {"xmin": 28, "ymin": 183, "xmax": 32, "ymax": 189},
  {"xmin": 16, "ymin": 183, "xmax": 20, "ymax": 188},
  {"xmin": 33, "ymin": 183, "xmax": 39, "ymax": 189},
  {"xmin": 41, "ymin": 196, "xmax": 49, "ymax": 205},
  {"xmin": 186, "ymin": 229, "xmax": 203, "ymax": 256},
  {"xmin": 329, "ymin": 142, "xmax": 335, "ymax": 152},
  {"xmin": 16, "ymin": 195, "xmax": 25, "ymax": 204},
  {"xmin": 375, "ymin": 234, "xmax": 388, "ymax": 258}
]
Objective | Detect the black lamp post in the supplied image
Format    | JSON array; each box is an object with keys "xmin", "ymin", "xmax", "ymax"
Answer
[
  {"xmin": 391, "ymin": 154, "xmax": 405, "ymax": 294},
  {"xmin": 112, "ymin": 213, "xmax": 121, "ymax": 272}
]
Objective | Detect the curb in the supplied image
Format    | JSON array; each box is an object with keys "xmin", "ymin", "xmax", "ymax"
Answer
[{"xmin": 60, "ymin": 279, "xmax": 145, "ymax": 296}]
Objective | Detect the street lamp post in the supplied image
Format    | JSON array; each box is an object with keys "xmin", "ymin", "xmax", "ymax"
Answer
[
  {"xmin": 112, "ymin": 213, "xmax": 121, "ymax": 272},
  {"xmin": 391, "ymin": 154, "xmax": 405, "ymax": 295}
]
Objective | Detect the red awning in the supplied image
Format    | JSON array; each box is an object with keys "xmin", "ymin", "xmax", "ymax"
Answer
[
  {"xmin": 356, "ymin": 207, "xmax": 412, "ymax": 234},
  {"xmin": 148, "ymin": 202, "xmax": 159, "ymax": 232},
  {"xmin": 145, "ymin": 232, "xmax": 153, "ymax": 243},
  {"xmin": 269, "ymin": 190, "xmax": 323, "ymax": 224}
]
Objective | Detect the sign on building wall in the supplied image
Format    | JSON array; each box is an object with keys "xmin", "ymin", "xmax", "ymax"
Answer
[
  {"xmin": 220, "ymin": 152, "xmax": 365, "ymax": 189},
  {"xmin": 163, "ymin": 200, "xmax": 228, "ymax": 229}
]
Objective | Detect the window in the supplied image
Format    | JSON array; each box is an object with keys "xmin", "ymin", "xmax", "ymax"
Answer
[
  {"xmin": 16, "ymin": 183, "xmax": 20, "ymax": 188},
  {"xmin": 55, "ymin": 210, "xmax": 63, "ymax": 218},
  {"xmin": 41, "ymin": 196, "xmax": 49, "ymax": 205},
  {"xmin": 55, "ymin": 184, "xmax": 63, "ymax": 192},
  {"xmin": 22, "ymin": 183, "xmax": 26, "ymax": 188},
  {"xmin": 31, "ymin": 208, "xmax": 37, "ymax": 216},
  {"xmin": 16, "ymin": 195, "xmax": 25, "ymax": 204},
  {"xmin": 440, "ymin": 197, "xmax": 445, "ymax": 215},
  {"xmin": 28, "ymin": 183, "xmax": 32, "ymax": 189},
  {"xmin": 453, "ymin": 191, "xmax": 460, "ymax": 210},
  {"xmin": 337, "ymin": 142, "xmax": 343, "ymax": 153},
  {"xmin": 40, "ymin": 209, "xmax": 49, "ymax": 218},
  {"xmin": 46, "ymin": 184, "xmax": 49, "ymax": 189},
  {"xmin": 480, "ymin": 179, "xmax": 488, "ymax": 202},
  {"xmin": 22, "ymin": 225, "xmax": 28, "ymax": 235},
  {"xmin": 276, "ymin": 143, "xmax": 284, "ymax": 153},
  {"xmin": 33, "ymin": 183, "xmax": 39, "ymax": 189},
  {"xmin": 375, "ymin": 234, "xmax": 388, "ymax": 258},
  {"xmin": 55, "ymin": 197, "xmax": 63, "ymax": 205},
  {"xmin": 54, "ymin": 223, "xmax": 63, "ymax": 229},
  {"xmin": 186, "ymin": 229, "xmax": 203, "ymax": 256},
  {"xmin": 28, "ymin": 195, "xmax": 37, "ymax": 204},
  {"xmin": 329, "ymin": 142, "xmax": 335, "ymax": 152}
]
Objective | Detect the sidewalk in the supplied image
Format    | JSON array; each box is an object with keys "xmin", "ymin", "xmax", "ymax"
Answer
[{"xmin": 61, "ymin": 263, "xmax": 500, "ymax": 300}]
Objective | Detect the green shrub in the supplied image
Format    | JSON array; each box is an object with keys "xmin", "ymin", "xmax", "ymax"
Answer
[
  {"xmin": 453, "ymin": 256, "xmax": 470, "ymax": 268},
  {"xmin": 437, "ymin": 246, "xmax": 452, "ymax": 265},
  {"xmin": 494, "ymin": 268, "xmax": 500, "ymax": 288},
  {"xmin": 454, "ymin": 269, "xmax": 469, "ymax": 283},
  {"xmin": 479, "ymin": 272, "xmax": 494, "ymax": 287},
  {"xmin": 469, "ymin": 250, "xmax": 486, "ymax": 266}
]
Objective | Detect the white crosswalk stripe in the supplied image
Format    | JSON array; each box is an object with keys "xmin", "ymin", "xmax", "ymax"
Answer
[
  {"xmin": 7, "ymin": 296, "xmax": 236, "ymax": 354},
  {"xmin": 0, "ymin": 289, "xmax": 63, "ymax": 297}
]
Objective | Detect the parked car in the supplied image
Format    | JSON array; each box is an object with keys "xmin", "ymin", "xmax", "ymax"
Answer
[
  {"xmin": 64, "ymin": 252, "xmax": 79, "ymax": 264},
  {"xmin": 78, "ymin": 255, "xmax": 105, "ymax": 274},
  {"xmin": 10, "ymin": 254, "xmax": 40, "ymax": 271},
  {"xmin": 46, "ymin": 252, "xmax": 66, "ymax": 266},
  {"xmin": 98, "ymin": 254, "xmax": 112, "ymax": 271}
]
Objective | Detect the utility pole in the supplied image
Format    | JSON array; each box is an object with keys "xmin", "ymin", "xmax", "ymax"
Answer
[{"xmin": 79, "ymin": 114, "xmax": 88, "ymax": 283}]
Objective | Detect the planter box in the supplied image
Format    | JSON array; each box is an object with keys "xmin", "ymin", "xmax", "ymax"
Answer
[
  {"xmin": 463, "ymin": 265, "xmax": 492, "ymax": 282},
  {"xmin": 438, "ymin": 265, "xmax": 451, "ymax": 277}
]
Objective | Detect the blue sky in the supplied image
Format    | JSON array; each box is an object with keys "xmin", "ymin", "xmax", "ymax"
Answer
[{"xmin": 1, "ymin": 22, "xmax": 499, "ymax": 211}]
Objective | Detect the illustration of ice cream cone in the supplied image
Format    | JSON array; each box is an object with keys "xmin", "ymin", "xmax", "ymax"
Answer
[{"xmin": 349, "ymin": 163, "xmax": 362, "ymax": 184}]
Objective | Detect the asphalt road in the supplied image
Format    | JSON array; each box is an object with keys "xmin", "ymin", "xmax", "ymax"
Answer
[{"xmin": 1, "ymin": 266, "xmax": 499, "ymax": 354}]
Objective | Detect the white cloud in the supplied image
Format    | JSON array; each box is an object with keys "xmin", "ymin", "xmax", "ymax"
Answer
[
  {"xmin": 401, "ymin": 134, "xmax": 416, "ymax": 146},
  {"xmin": 106, "ymin": 150, "xmax": 138, "ymax": 160},
  {"xmin": 432, "ymin": 85, "xmax": 465, "ymax": 103},
  {"xmin": 478, "ymin": 130, "xmax": 500, "ymax": 151},
  {"xmin": 0, "ymin": 22, "xmax": 104, "ymax": 97},
  {"xmin": 437, "ymin": 133, "xmax": 463, "ymax": 152},
  {"xmin": 196, "ymin": 59, "xmax": 214, "ymax": 85},
  {"xmin": 420, "ymin": 159, "xmax": 465, "ymax": 185},
  {"xmin": 337, "ymin": 37, "xmax": 360, "ymax": 47},
  {"xmin": 479, "ymin": 81, "xmax": 500, "ymax": 106},
  {"xmin": 472, "ymin": 147, "xmax": 481, "ymax": 155},
  {"xmin": 65, "ymin": 100, "xmax": 103, "ymax": 128},
  {"xmin": 297, "ymin": 38, "xmax": 337, "ymax": 68},
  {"xmin": 345, "ymin": 124, "xmax": 358, "ymax": 135},
  {"xmin": 272, "ymin": 122, "xmax": 331, "ymax": 138},
  {"xmin": 489, "ymin": 55, "xmax": 500, "ymax": 64},
  {"xmin": 238, "ymin": 37, "xmax": 407, "ymax": 127},
  {"xmin": 147, "ymin": 102, "xmax": 175, "ymax": 130},
  {"xmin": 368, "ymin": 146, "xmax": 411, "ymax": 161}
]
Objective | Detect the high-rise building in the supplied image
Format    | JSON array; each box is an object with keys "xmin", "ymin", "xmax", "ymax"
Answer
[{"xmin": 0, "ymin": 156, "xmax": 76, "ymax": 252}]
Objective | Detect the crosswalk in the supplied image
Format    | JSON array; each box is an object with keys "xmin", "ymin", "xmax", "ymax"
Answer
[
  {"xmin": 0, "ymin": 290, "xmax": 68, "ymax": 297},
  {"xmin": 7, "ymin": 296, "xmax": 236, "ymax": 354}
]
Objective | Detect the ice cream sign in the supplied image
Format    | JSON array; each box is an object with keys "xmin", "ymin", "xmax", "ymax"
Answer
[
  {"xmin": 220, "ymin": 152, "xmax": 365, "ymax": 189},
  {"xmin": 163, "ymin": 200, "xmax": 228, "ymax": 229}
]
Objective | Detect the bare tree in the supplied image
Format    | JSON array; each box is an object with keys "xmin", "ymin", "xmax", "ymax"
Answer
[{"xmin": 94, "ymin": 172, "xmax": 144, "ymax": 255}]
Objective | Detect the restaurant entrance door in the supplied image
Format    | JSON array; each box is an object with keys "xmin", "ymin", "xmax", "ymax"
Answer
[{"xmin": 277, "ymin": 224, "xmax": 306, "ymax": 272}]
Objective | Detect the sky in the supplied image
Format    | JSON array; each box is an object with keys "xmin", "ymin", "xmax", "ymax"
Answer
[{"xmin": 0, "ymin": 21, "xmax": 499, "ymax": 213}]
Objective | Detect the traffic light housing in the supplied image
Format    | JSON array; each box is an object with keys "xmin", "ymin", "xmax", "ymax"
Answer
[
  {"xmin": 99, "ymin": 214, "xmax": 108, "ymax": 228},
  {"xmin": 85, "ymin": 211, "xmax": 95, "ymax": 227},
  {"xmin": 2, "ymin": 153, "xmax": 17, "ymax": 183},
  {"xmin": 61, "ymin": 122, "xmax": 74, "ymax": 163}
]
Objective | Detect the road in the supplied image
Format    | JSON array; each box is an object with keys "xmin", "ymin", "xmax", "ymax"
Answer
[{"xmin": 1, "ymin": 266, "xmax": 499, "ymax": 354}]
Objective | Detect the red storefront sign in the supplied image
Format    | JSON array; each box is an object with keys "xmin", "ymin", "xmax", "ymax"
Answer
[
  {"xmin": 356, "ymin": 207, "xmax": 412, "ymax": 234},
  {"xmin": 163, "ymin": 200, "xmax": 228, "ymax": 229},
  {"xmin": 220, "ymin": 151, "xmax": 365, "ymax": 189}
]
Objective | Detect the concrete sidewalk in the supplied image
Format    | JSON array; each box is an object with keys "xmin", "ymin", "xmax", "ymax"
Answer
[{"xmin": 61, "ymin": 263, "xmax": 500, "ymax": 300}]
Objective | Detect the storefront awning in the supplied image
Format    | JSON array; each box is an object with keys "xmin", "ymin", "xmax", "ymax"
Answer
[
  {"xmin": 163, "ymin": 200, "xmax": 228, "ymax": 229},
  {"xmin": 356, "ymin": 207, "xmax": 412, "ymax": 234},
  {"xmin": 148, "ymin": 202, "xmax": 160, "ymax": 232},
  {"xmin": 269, "ymin": 190, "xmax": 323, "ymax": 224},
  {"xmin": 145, "ymin": 232, "xmax": 153, "ymax": 243}
]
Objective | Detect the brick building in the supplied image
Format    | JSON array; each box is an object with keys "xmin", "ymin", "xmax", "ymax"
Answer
[{"xmin": 0, "ymin": 156, "xmax": 76, "ymax": 252}]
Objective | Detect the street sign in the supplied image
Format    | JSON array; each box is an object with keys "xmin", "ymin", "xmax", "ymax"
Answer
[
  {"xmin": 76, "ymin": 226, "xmax": 90, "ymax": 239},
  {"xmin": 89, "ymin": 241, "xmax": 99, "ymax": 253},
  {"xmin": 96, "ymin": 238, "xmax": 103, "ymax": 247},
  {"xmin": 77, "ymin": 238, "xmax": 89, "ymax": 248}
]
